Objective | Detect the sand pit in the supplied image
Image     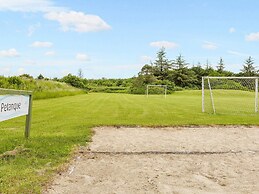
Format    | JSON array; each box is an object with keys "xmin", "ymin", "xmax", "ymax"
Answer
[{"xmin": 45, "ymin": 126, "xmax": 259, "ymax": 194}]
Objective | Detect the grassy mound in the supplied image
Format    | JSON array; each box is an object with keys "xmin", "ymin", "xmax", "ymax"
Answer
[{"xmin": 0, "ymin": 76, "xmax": 86, "ymax": 100}]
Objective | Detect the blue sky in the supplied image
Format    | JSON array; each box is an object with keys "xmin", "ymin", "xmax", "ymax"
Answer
[{"xmin": 0, "ymin": 0, "xmax": 259, "ymax": 78}]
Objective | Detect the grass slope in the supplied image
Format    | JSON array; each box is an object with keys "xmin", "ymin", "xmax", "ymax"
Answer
[
  {"xmin": 0, "ymin": 77, "xmax": 86, "ymax": 100},
  {"xmin": 0, "ymin": 91, "xmax": 259, "ymax": 193}
]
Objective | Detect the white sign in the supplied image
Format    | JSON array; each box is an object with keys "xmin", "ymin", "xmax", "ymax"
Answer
[{"xmin": 0, "ymin": 95, "xmax": 30, "ymax": 122}]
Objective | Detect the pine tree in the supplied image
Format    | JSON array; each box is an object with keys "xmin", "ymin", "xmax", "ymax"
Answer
[
  {"xmin": 78, "ymin": 68, "xmax": 84, "ymax": 78},
  {"xmin": 37, "ymin": 74, "xmax": 44, "ymax": 80},
  {"xmin": 241, "ymin": 56, "xmax": 257, "ymax": 76},
  {"xmin": 216, "ymin": 58, "xmax": 225, "ymax": 73},
  {"xmin": 172, "ymin": 55, "xmax": 198, "ymax": 87},
  {"xmin": 152, "ymin": 47, "xmax": 172, "ymax": 80},
  {"xmin": 139, "ymin": 64, "xmax": 154, "ymax": 76},
  {"xmin": 173, "ymin": 54, "xmax": 188, "ymax": 69}
]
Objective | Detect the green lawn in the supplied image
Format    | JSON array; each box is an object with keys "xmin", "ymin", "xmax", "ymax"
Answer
[
  {"xmin": 0, "ymin": 91, "xmax": 259, "ymax": 193},
  {"xmin": 204, "ymin": 89, "xmax": 257, "ymax": 114}
]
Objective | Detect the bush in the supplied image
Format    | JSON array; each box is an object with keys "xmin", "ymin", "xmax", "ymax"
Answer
[
  {"xmin": 7, "ymin": 76, "xmax": 24, "ymax": 89},
  {"xmin": 61, "ymin": 74, "xmax": 88, "ymax": 89}
]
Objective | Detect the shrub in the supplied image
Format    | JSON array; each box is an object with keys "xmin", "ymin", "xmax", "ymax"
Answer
[{"xmin": 61, "ymin": 74, "xmax": 88, "ymax": 89}]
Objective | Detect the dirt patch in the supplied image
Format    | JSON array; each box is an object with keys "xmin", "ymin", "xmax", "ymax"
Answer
[{"xmin": 45, "ymin": 126, "xmax": 259, "ymax": 194}]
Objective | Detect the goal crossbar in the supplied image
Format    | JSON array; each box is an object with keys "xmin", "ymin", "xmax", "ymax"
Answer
[{"xmin": 203, "ymin": 76, "xmax": 258, "ymax": 79}]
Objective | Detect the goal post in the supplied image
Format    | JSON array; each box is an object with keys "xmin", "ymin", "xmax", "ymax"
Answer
[
  {"xmin": 146, "ymin": 85, "xmax": 167, "ymax": 98},
  {"xmin": 202, "ymin": 76, "xmax": 258, "ymax": 114}
]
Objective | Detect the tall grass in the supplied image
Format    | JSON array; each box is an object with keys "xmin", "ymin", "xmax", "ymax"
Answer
[
  {"xmin": 0, "ymin": 76, "xmax": 86, "ymax": 100},
  {"xmin": 33, "ymin": 90, "xmax": 86, "ymax": 100}
]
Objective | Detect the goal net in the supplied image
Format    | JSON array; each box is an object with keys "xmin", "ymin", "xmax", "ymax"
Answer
[
  {"xmin": 146, "ymin": 85, "xmax": 167, "ymax": 98},
  {"xmin": 202, "ymin": 77, "xmax": 258, "ymax": 114}
]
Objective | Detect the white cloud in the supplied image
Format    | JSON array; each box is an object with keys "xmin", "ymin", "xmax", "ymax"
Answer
[
  {"xmin": 31, "ymin": 41, "xmax": 53, "ymax": 48},
  {"xmin": 76, "ymin": 53, "xmax": 90, "ymax": 61},
  {"xmin": 246, "ymin": 32, "xmax": 259, "ymax": 41},
  {"xmin": 202, "ymin": 41, "xmax": 218, "ymax": 50},
  {"xmin": 0, "ymin": 0, "xmax": 66, "ymax": 12},
  {"xmin": 44, "ymin": 11, "xmax": 111, "ymax": 32},
  {"xmin": 0, "ymin": 1, "xmax": 111, "ymax": 33},
  {"xmin": 45, "ymin": 51, "xmax": 55, "ymax": 56},
  {"xmin": 150, "ymin": 41, "xmax": 178, "ymax": 49},
  {"xmin": 0, "ymin": 48, "xmax": 20, "ymax": 57},
  {"xmin": 229, "ymin": 27, "xmax": 236, "ymax": 33}
]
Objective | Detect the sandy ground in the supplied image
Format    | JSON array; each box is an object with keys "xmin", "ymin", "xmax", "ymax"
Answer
[{"xmin": 45, "ymin": 126, "xmax": 259, "ymax": 194}]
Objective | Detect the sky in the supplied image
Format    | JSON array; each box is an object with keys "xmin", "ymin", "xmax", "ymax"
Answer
[{"xmin": 0, "ymin": 0, "xmax": 259, "ymax": 79}]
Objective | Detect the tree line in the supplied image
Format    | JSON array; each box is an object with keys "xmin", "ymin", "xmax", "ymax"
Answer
[
  {"xmin": 130, "ymin": 48, "xmax": 258, "ymax": 94},
  {"xmin": 0, "ymin": 48, "xmax": 258, "ymax": 94}
]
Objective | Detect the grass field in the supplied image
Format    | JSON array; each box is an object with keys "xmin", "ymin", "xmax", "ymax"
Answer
[
  {"xmin": 204, "ymin": 89, "xmax": 257, "ymax": 114},
  {"xmin": 0, "ymin": 90, "xmax": 259, "ymax": 193}
]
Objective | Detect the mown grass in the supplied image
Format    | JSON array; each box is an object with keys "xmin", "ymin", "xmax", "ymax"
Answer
[
  {"xmin": 0, "ymin": 91, "xmax": 259, "ymax": 193},
  {"xmin": 204, "ymin": 89, "xmax": 256, "ymax": 114}
]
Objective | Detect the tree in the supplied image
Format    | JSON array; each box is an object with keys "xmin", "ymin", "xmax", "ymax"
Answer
[
  {"xmin": 37, "ymin": 74, "xmax": 44, "ymax": 80},
  {"xmin": 216, "ymin": 58, "xmax": 225, "ymax": 73},
  {"xmin": 191, "ymin": 64, "xmax": 206, "ymax": 85},
  {"xmin": 205, "ymin": 59, "xmax": 210, "ymax": 70},
  {"xmin": 139, "ymin": 64, "xmax": 154, "ymax": 76},
  {"xmin": 171, "ymin": 68, "xmax": 198, "ymax": 88},
  {"xmin": 78, "ymin": 68, "xmax": 84, "ymax": 78},
  {"xmin": 152, "ymin": 47, "xmax": 172, "ymax": 80},
  {"xmin": 19, "ymin": 74, "xmax": 33, "ymax": 79},
  {"xmin": 173, "ymin": 54, "xmax": 188, "ymax": 69},
  {"xmin": 171, "ymin": 55, "xmax": 198, "ymax": 88},
  {"xmin": 129, "ymin": 75, "xmax": 157, "ymax": 94},
  {"xmin": 241, "ymin": 56, "xmax": 257, "ymax": 76},
  {"xmin": 204, "ymin": 60, "xmax": 219, "ymax": 76},
  {"xmin": 62, "ymin": 73, "xmax": 86, "ymax": 88}
]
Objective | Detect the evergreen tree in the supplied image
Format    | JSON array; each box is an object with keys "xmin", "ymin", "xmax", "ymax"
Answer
[
  {"xmin": 139, "ymin": 64, "xmax": 154, "ymax": 76},
  {"xmin": 152, "ymin": 47, "xmax": 172, "ymax": 80},
  {"xmin": 216, "ymin": 58, "xmax": 225, "ymax": 73},
  {"xmin": 78, "ymin": 68, "xmax": 84, "ymax": 78},
  {"xmin": 241, "ymin": 56, "xmax": 257, "ymax": 76},
  {"xmin": 37, "ymin": 74, "xmax": 44, "ymax": 80},
  {"xmin": 205, "ymin": 59, "xmax": 211, "ymax": 70},
  {"xmin": 191, "ymin": 64, "xmax": 206, "ymax": 85},
  {"xmin": 204, "ymin": 60, "xmax": 216, "ymax": 76},
  {"xmin": 173, "ymin": 54, "xmax": 188, "ymax": 69},
  {"xmin": 171, "ymin": 55, "xmax": 198, "ymax": 88}
]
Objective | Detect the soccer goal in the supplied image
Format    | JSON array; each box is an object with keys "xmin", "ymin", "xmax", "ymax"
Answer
[
  {"xmin": 202, "ymin": 76, "xmax": 258, "ymax": 114},
  {"xmin": 146, "ymin": 85, "xmax": 167, "ymax": 98}
]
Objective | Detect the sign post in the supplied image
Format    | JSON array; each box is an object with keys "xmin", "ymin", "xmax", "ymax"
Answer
[{"xmin": 0, "ymin": 88, "xmax": 32, "ymax": 138}]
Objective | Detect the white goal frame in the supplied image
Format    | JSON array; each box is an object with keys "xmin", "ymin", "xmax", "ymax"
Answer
[
  {"xmin": 146, "ymin": 85, "xmax": 167, "ymax": 98},
  {"xmin": 202, "ymin": 76, "xmax": 258, "ymax": 114}
]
